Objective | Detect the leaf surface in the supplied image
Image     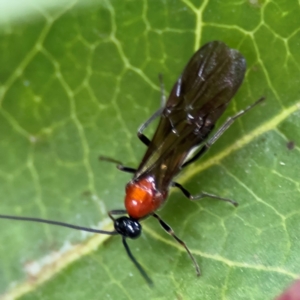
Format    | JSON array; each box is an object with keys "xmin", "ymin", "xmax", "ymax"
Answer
[{"xmin": 0, "ymin": 0, "xmax": 300, "ymax": 299}]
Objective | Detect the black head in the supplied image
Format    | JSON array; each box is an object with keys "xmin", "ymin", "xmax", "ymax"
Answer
[{"xmin": 114, "ymin": 216, "xmax": 142, "ymax": 239}]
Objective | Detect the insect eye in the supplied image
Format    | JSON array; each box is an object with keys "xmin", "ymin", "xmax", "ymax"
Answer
[{"xmin": 114, "ymin": 217, "xmax": 142, "ymax": 239}]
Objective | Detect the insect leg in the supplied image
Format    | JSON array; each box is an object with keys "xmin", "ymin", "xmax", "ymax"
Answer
[
  {"xmin": 152, "ymin": 213, "xmax": 201, "ymax": 276},
  {"xmin": 136, "ymin": 74, "xmax": 166, "ymax": 146},
  {"xmin": 182, "ymin": 97, "xmax": 265, "ymax": 169},
  {"xmin": 171, "ymin": 182, "xmax": 238, "ymax": 206},
  {"xmin": 137, "ymin": 107, "xmax": 164, "ymax": 146},
  {"xmin": 108, "ymin": 209, "xmax": 128, "ymax": 220},
  {"xmin": 181, "ymin": 144, "xmax": 207, "ymax": 168},
  {"xmin": 99, "ymin": 156, "xmax": 136, "ymax": 174}
]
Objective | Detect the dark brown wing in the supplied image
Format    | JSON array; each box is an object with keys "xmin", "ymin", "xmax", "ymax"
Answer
[{"xmin": 135, "ymin": 41, "xmax": 246, "ymax": 191}]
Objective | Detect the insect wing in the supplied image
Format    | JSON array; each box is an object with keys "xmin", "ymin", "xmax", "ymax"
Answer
[{"xmin": 135, "ymin": 41, "xmax": 246, "ymax": 190}]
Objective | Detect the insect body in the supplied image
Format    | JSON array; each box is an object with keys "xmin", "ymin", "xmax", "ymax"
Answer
[
  {"xmin": 0, "ymin": 41, "xmax": 263, "ymax": 285},
  {"xmin": 124, "ymin": 40, "xmax": 246, "ymax": 220},
  {"xmin": 102, "ymin": 41, "xmax": 263, "ymax": 283}
]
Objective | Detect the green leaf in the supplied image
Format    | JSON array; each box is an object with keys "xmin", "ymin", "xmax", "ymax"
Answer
[{"xmin": 1, "ymin": 0, "xmax": 300, "ymax": 299}]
